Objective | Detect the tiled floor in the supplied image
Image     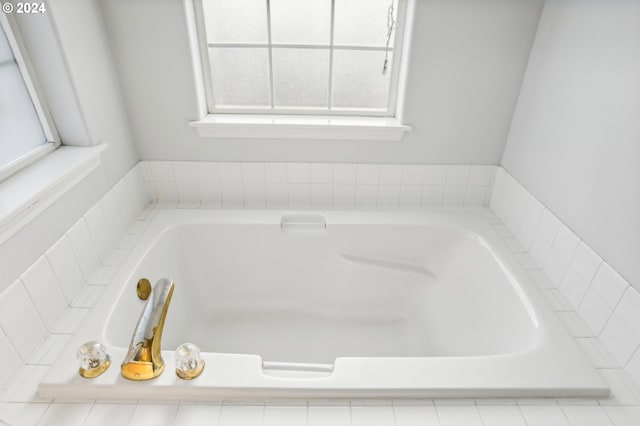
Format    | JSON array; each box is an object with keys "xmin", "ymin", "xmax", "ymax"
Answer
[{"xmin": 1, "ymin": 207, "xmax": 640, "ymax": 425}]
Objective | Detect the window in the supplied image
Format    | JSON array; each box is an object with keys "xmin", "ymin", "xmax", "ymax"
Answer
[
  {"xmin": 0, "ymin": 14, "xmax": 58, "ymax": 182},
  {"xmin": 189, "ymin": 0, "xmax": 413, "ymax": 140}
]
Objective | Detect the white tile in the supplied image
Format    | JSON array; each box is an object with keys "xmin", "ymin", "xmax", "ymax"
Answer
[
  {"xmin": 20, "ymin": 257, "xmax": 68, "ymax": 330},
  {"xmin": 154, "ymin": 181, "xmax": 178, "ymax": 202},
  {"xmin": 84, "ymin": 403, "xmax": 136, "ymax": 425},
  {"xmin": 83, "ymin": 204, "xmax": 114, "ymax": 260},
  {"xmin": 378, "ymin": 185, "xmax": 401, "ymax": 205},
  {"xmin": 287, "ymin": 163, "xmax": 310, "ymax": 183},
  {"xmin": 356, "ymin": 185, "xmax": 379, "ymax": 206},
  {"xmin": 399, "ymin": 186, "xmax": 422, "ymax": 206},
  {"xmin": 561, "ymin": 405, "xmax": 613, "ymax": 426},
  {"xmin": 263, "ymin": 406, "xmax": 306, "ymax": 426},
  {"xmin": 393, "ymin": 405, "xmax": 439, "ymax": 426},
  {"xmin": 0, "ymin": 281, "xmax": 46, "ymax": 360},
  {"xmin": 559, "ymin": 268, "xmax": 590, "ymax": 310},
  {"xmin": 515, "ymin": 253, "xmax": 538, "ymax": 270},
  {"xmin": 590, "ymin": 263, "xmax": 629, "ymax": 310},
  {"xmin": 149, "ymin": 161, "xmax": 174, "ymax": 181},
  {"xmin": 615, "ymin": 288, "xmax": 640, "ymax": 339},
  {"xmin": 27, "ymin": 333, "xmax": 72, "ymax": 366},
  {"xmin": 70, "ymin": 285, "xmax": 105, "ymax": 308},
  {"xmin": 529, "ymin": 234, "xmax": 552, "ymax": 268},
  {"xmin": 221, "ymin": 183, "xmax": 244, "ymax": 206},
  {"xmin": 243, "ymin": 183, "xmax": 266, "ymax": 205},
  {"xmin": 421, "ymin": 186, "xmax": 444, "ymax": 206},
  {"xmin": 523, "ymin": 197, "xmax": 545, "ymax": 228},
  {"xmin": 67, "ymin": 219, "xmax": 100, "ymax": 281},
  {"xmin": 603, "ymin": 406, "xmax": 640, "ymax": 426},
  {"xmin": 625, "ymin": 349, "xmax": 640, "ymax": 390},
  {"xmin": 87, "ymin": 266, "xmax": 118, "ymax": 286},
  {"xmin": 174, "ymin": 403, "xmax": 222, "ymax": 425},
  {"xmin": 512, "ymin": 184, "xmax": 530, "ymax": 214},
  {"xmin": 0, "ymin": 330, "xmax": 22, "ymax": 389},
  {"xmin": 45, "ymin": 237, "xmax": 85, "ymax": 303},
  {"xmin": 477, "ymin": 405, "xmax": 526, "ymax": 426},
  {"xmin": 266, "ymin": 183, "xmax": 288, "ymax": 204},
  {"xmin": 311, "ymin": 184, "xmax": 333, "ymax": 206},
  {"xmin": 464, "ymin": 186, "xmax": 488, "ymax": 207},
  {"xmin": 219, "ymin": 163, "xmax": 243, "ymax": 183},
  {"xmin": 0, "ymin": 402, "xmax": 49, "ymax": 426},
  {"xmin": 199, "ymin": 182, "xmax": 222, "ymax": 204},
  {"xmin": 445, "ymin": 165, "xmax": 470, "ymax": 186},
  {"xmin": 170, "ymin": 161, "xmax": 196, "ymax": 182},
  {"xmin": 569, "ymin": 243, "xmax": 603, "ymax": 284},
  {"xmin": 310, "ymin": 163, "xmax": 334, "ymax": 184},
  {"xmin": 557, "ymin": 312, "xmax": 595, "ymax": 338},
  {"xmin": 357, "ymin": 164, "xmax": 380, "ymax": 185},
  {"xmin": 527, "ymin": 270, "xmax": 556, "ymax": 289},
  {"xmin": 401, "ymin": 165, "xmax": 425, "ymax": 185},
  {"xmin": 437, "ymin": 405, "xmax": 483, "ymax": 426},
  {"xmin": 308, "ymin": 406, "xmax": 350, "ymax": 426},
  {"xmin": 51, "ymin": 308, "xmax": 90, "ymax": 334},
  {"xmin": 579, "ymin": 287, "xmax": 614, "ymax": 335},
  {"xmin": 288, "ymin": 184, "xmax": 311, "ymax": 207},
  {"xmin": 218, "ymin": 405, "xmax": 263, "ymax": 426},
  {"xmin": 540, "ymin": 289, "xmax": 573, "ymax": 312},
  {"xmin": 597, "ymin": 369, "xmax": 640, "ymax": 405},
  {"xmin": 537, "ymin": 210, "xmax": 561, "ymax": 244},
  {"xmin": 600, "ymin": 314, "xmax": 640, "ymax": 366},
  {"xmin": 129, "ymin": 404, "xmax": 178, "ymax": 426},
  {"xmin": 425, "ymin": 165, "xmax": 448, "ymax": 185},
  {"xmin": 443, "ymin": 186, "xmax": 466, "ymax": 207},
  {"xmin": 265, "ymin": 162, "xmax": 288, "ymax": 183},
  {"xmin": 1, "ymin": 365, "xmax": 50, "ymax": 402},
  {"xmin": 379, "ymin": 164, "xmax": 403, "ymax": 185},
  {"xmin": 195, "ymin": 162, "xmax": 221, "ymax": 182},
  {"xmin": 99, "ymin": 190, "xmax": 127, "ymax": 247},
  {"xmin": 176, "ymin": 181, "xmax": 200, "ymax": 203},
  {"xmin": 351, "ymin": 406, "xmax": 395, "ymax": 426},
  {"xmin": 519, "ymin": 405, "xmax": 569, "ymax": 426},
  {"xmin": 333, "ymin": 185, "xmax": 356, "ymax": 208},
  {"xmin": 543, "ymin": 249, "xmax": 571, "ymax": 287},
  {"xmin": 551, "ymin": 225, "xmax": 580, "ymax": 261},
  {"xmin": 574, "ymin": 338, "xmax": 620, "ymax": 369},
  {"xmin": 468, "ymin": 165, "xmax": 494, "ymax": 186},
  {"xmin": 334, "ymin": 164, "xmax": 357, "ymax": 184}
]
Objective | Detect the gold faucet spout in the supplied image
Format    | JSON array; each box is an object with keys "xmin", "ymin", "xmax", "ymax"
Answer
[{"xmin": 121, "ymin": 278, "xmax": 174, "ymax": 381}]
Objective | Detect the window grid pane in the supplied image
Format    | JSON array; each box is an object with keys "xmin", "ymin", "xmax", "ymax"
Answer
[{"xmin": 204, "ymin": 0, "xmax": 402, "ymax": 115}]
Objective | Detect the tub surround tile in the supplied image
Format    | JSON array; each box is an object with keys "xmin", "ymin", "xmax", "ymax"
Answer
[
  {"xmin": 0, "ymin": 402, "xmax": 49, "ymax": 426},
  {"xmin": 84, "ymin": 403, "xmax": 136, "ymax": 426},
  {"xmin": 540, "ymin": 289, "xmax": 573, "ymax": 312},
  {"xmin": 590, "ymin": 263, "xmax": 629, "ymax": 310},
  {"xmin": 579, "ymin": 287, "xmax": 615, "ymax": 335},
  {"xmin": 0, "ymin": 281, "xmax": 47, "ymax": 361},
  {"xmin": 218, "ymin": 404, "xmax": 264, "ymax": 426},
  {"xmin": 87, "ymin": 266, "xmax": 119, "ymax": 286},
  {"xmin": 600, "ymin": 314, "xmax": 640, "ymax": 366},
  {"xmin": 625, "ymin": 350, "xmax": 640, "ymax": 392},
  {"xmin": 67, "ymin": 219, "xmax": 101, "ymax": 282},
  {"xmin": 38, "ymin": 403, "xmax": 93, "ymax": 426},
  {"xmin": 561, "ymin": 405, "xmax": 614, "ymax": 426},
  {"xmin": 83, "ymin": 203, "xmax": 115, "ymax": 262},
  {"xmin": 265, "ymin": 163, "xmax": 288, "ymax": 184},
  {"xmin": 308, "ymin": 406, "xmax": 351, "ymax": 426},
  {"xmin": 556, "ymin": 311, "xmax": 595, "ymax": 338},
  {"xmin": 51, "ymin": 308, "xmax": 90, "ymax": 334},
  {"xmin": 70, "ymin": 285, "xmax": 105, "ymax": 308},
  {"xmin": 286, "ymin": 163, "xmax": 311, "ymax": 184},
  {"xmin": 45, "ymin": 236, "xmax": 85, "ymax": 304},
  {"xmin": 0, "ymin": 365, "xmax": 51, "ymax": 403},
  {"xmin": 570, "ymin": 243, "xmax": 603, "ymax": 284},
  {"xmin": 604, "ymin": 406, "xmax": 640, "ymax": 426},
  {"xmin": 0, "ymin": 331, "xmax": 21, "ymax": 390},
  {"xmin": 436, "ymin": 405, "xmax": 483, "ymax": 426},
  {"xmin": 129, "ymin": 404, "xmax": 179, "ymax": 426},
  {"xmin": 477, "ymin": 405, "xmax": 527, "ymax": 426},
  {"xmin": 574, "ymin": 338, "xmax": 620, "ymax": 369},
  {"xmin": 393, "ymin": 405, "xmax": 439, "ymax": 426},
  {"xmin": 597, "ymin": 369, "xmax": 640, "ymax": 406},
  {"xmin": 195, "ymin": 162, "xmax": 221, "ymax": 182},
  {"xmin": 310, "ymin": 163, "xmax": 334, "ymax": 184},
  {"xmin": 351, "ymin": 405, "xmax": 395, "ymax": 426},
  {"xmin": 263, "ymin": 405, "xmax": 307, "ymax": 426},
  {"xmin": 27, "ymin": 334, "xmax": 72, "ymax": 366},
  {"xmin": 519, "ymin": 405, "xmax": 569, "ymax": 426},
  {"xmin": 19, "ymin": 256, "xmax": 67, "ymax": 330},
  {"xmin": 173, "ymin": 403, "xmax": 222, "ymax": 425}
]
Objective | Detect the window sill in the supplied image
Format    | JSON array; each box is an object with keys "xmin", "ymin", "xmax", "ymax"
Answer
[
  {"xmin": 0, "ymin": 144, "xmax": 106, "ymax": 244},
  {"xmin": 189, "ymin": 114, "xmax": 412, "ymax": 141}
]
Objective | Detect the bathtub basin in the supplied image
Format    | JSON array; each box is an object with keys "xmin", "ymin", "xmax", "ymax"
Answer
[{"xmin": 40, "ymin": 209, "xmax": 608, "ymax": 400}]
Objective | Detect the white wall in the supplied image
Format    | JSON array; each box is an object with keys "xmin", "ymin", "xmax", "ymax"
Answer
[
  {"xmin": 502, "ymin": 0, "xmax": 640, "ymax": 290},
  {"xmin": 99, "ymin": 0, "xmax": 544, "ymax": 164},
  {"xmin": 0, "ymin": 0, "xmax": 138, "ymax": 292}
]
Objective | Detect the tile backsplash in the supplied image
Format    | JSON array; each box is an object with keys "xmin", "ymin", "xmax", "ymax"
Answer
[
  {"xmin": 142, "ymin": 162, "xmax": 497, "ymax": 209},
  {"xmin": 490, "ymin": 167, "xmax": 640, "ymax": 390}
]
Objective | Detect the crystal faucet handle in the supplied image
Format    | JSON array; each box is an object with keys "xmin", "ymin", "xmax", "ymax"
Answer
[
  {"xmin": 175, "ymin": 343, "xmax": 205, "ymax": 380},
  {"xmin": 77, "ymin": 341, "xmax": 111, "ymax": 378}
]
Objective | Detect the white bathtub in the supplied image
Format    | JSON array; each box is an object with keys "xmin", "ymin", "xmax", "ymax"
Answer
[{"xmin": 40, "ymin": 209, "xmax": 608, "ymax": 400}]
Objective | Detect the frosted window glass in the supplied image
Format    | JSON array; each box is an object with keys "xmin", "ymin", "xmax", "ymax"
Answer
[
  {"xmin": 334, "ymin": 0, "xmax": 396, "ymax": 47},
  {"xmin": 270, "ymin": 0, "xmax": 331, "ymax": 45},
  {"xmin": 202, "ymin": 0, "xmax": 268, "ymax": 43},
  {"xmin": 210, "ymin": 47, "xmax": 270, "ymax": 107},
  {"xmin": 0, "ymin": 64, "xmax": 46, "ymax": 168},
  {"xmin": 0, "ymin": 26, "xmax": 12, "ymax": 63},
  {"xmin": 332, "ymin": 50, "xmax": 391, "ymax": 109},
  {"xmin": 272, "ymin": 48, "xmax": 329, "ymax": 108}
]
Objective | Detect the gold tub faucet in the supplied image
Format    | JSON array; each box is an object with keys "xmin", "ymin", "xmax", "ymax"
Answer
[{"xmin": 121, "ymin": 278, "xmax": 174, "ymax": 381}]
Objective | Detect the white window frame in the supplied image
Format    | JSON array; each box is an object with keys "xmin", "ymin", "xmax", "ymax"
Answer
[
  {"xmin": 0, "ymin": 13, "xmax": 60, "ymax": 182},
  {"xmin": 186, "ymin": 0, "xmax": 414, "ymax": 141}
]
